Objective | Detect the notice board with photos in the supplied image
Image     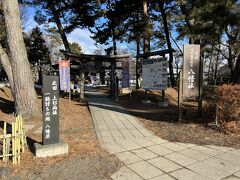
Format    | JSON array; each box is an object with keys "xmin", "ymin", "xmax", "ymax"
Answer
[{"xmin": 142, "ymin": 58, "xmax": 168, "ymax": 90}]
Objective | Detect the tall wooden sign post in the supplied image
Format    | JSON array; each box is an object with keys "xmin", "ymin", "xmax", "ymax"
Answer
[{"xmin": 178, "ymin": 44, "xmax": 202, "ymax": 121}]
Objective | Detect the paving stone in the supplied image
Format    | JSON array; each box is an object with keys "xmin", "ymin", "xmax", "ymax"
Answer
[
  {"xmin": 111, "ymin": 166, "xmax": 143, "ymax": 180},
  {"xmin": 127, "ymin": 161, "xmax": 164, "ymax": 179},
  {"xmin": 148, "ymin": 157, "xmax": 182, "ymax": 173},
  {"xmin": 131, "ymin": 148, "xmax": 158, "ymax": 160},
  {"xmin": 147, "ymin": 144, "xmax": 173, "ymax": 156},
  {"xmin": 130, "ymin": 129, "xmax": 145, "ymax": 138},
  {"xmin": 215, "ymin": 153, "xmax": 240, "ymax": 165},
  {"xmin": 132, "ymin": 138, "xmax": 156, "ymax": 147},
  {"xmin": 234, "ymin": 171, "xmax": 240, "ymax": 178},
  {"xmin": 170, "ymin": 168, "xmax": 210, "ymax": 180},
  {"xmin": 164, "ymin": 152, "xmax": 197, "ymax": 166},
  {"xmin": 135, "ymin": 127, "xmax": 153, "ymax": 137},
  {"xmin": 175, "ymin": 142, "xmax": 196, "ymax": 148},
  {"xmin": 178, "ymin": 148, "xmax": 211, "ymax": 161},
  {"xmin": 160, "ymin": 142, "xmax": 187, "ymax": 152},
  {"xmin": 191, "ymin": 146, "xmax": 223, "ymax": 156},
  {"xmin": 117, "ymin": 140, "xmax": 142, "ymax": 150},
  {"xmin": 222, "ymin": 175, "xmax": 240, "ymax": 180},
  {"xmin": 110, "ymin": 130, "xmax": 125, "ymax": 139},
  {"xmin": 202, "ymin": 157, "xmax": 240, "ymax": 174},
  {"xmin": 187, "ymin": 162, "xmax": 230, "ymax": 180},
  {"xmin": 146, "ymin": 136, "xmax": 169, "ymax": 144},
  {"xmin": 149, "ymin": 174, "xmax": 175, "ymax": 180},
  {"xmin": 116, "ymin": 151, "xmax": 142, "ymax": 165},
  {"xmin": 205, "ymin": 145, "xmax": 234, "ymax": 152},
  {"xmin": 0, "ymin": 167, "xmax": 11, "ymax": 179},
  {"xmin": 228, "ymin": 149, "xmax": 240, "ymax": 157},
  {"xmin": 118, "ymin": 129, "xmax": 135, "ymax": 139},
  {"xmin": 102, "ymin": 142, "xmax": 126, "ymax": 154}
]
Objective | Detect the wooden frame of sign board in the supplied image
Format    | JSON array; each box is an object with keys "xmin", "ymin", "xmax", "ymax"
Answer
[{"xmin": 137, "ymin": 49, "xmax": 176, "ymax": 105}]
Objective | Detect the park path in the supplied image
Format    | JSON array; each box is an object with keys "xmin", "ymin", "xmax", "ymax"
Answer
[{"xmin": 86, "ymin": 86, "xmax": 240, "ymax": 180}]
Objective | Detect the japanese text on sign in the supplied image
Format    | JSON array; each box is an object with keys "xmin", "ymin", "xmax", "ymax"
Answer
[
  {"xmin": 59, "ymin": 60, "xmax": 70, "ymax": 91},
  {"xmin": 142, "ymin": 58, "xmax": 168, "ymax": 90},
  {"xmin": 42, "ymin": 76, "xmax": 59, "ymax": 145},
  {"xmin": 183, "ymin": 44, "xmax": 200, "ymax": 100}
]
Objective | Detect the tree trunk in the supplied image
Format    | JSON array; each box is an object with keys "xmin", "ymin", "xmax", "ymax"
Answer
[
  {"xmin": 159, "ymin": 2, "xmax": 176, "ymax": 87},
  {"xmin": 2, "ymin": 0, "xmax": 39, "ymax": 115},
  {"xmin": 231, "ymin": 54, "xmax": 240, "ymax": 84},
  {"xmin": 213, "ymin": 50, "xmax": 219, "ymax": 85},
  {"xmin": 136, "ymin": 38, "xmax": 140, "ymax": 89},
  {"xmin": 143, "ymin": 0, "xmax": 149, "ymax": 53},
  {"xmin": 80, "ymin": 72, "xmax": 85, "ymax": 101},
  {"xmin": 50, "ymin": 5, "xmax": 70, "ymax": 52},
  {"xmin": 0, "ymin": 44, "xmax": 14, "ymax": 94}
]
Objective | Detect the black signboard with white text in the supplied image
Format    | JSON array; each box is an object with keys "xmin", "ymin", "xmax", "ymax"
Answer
[
  {"xmin": 42, "ymin": 75, "xmax": 59, "ymax": 145},
  {"xmin": 183, "ymin": 45, "xmax": 200, "ymax": 100}
]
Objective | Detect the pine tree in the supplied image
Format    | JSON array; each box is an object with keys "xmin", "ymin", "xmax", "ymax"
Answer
[{"xmin": 25, "ymin": 27, "xmax": 51, "ymax": 66}]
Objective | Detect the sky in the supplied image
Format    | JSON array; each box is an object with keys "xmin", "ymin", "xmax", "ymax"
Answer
[
  {"xmin": 24, "ymin": 7, "xmax": 102, "ymax": 54},
  {"xmin": 24, "ymin": 5, "xmax": 186, "ymax": 56}
]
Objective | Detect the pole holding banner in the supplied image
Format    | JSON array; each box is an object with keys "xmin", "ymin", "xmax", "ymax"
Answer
[{"xmin": 178, "ymin": 71, "xmax": 183, "ymax": 122}]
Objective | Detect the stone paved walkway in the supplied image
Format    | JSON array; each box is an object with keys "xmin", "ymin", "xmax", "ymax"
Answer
[{"xmin": 86, "ymin": 88, "xmax": 240, "ymax": 180}]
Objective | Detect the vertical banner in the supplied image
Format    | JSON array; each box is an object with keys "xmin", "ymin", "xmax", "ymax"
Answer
[
  {"xmin": 121, "ymin": 60, "xmax": 130, "ymax": 88},
  {"xmin": 183, "ymin": 45, "xmax": 200, "ymax": 100},
  {"xmin": 42, "ymin": 75, "xmax": 59, "ymax": 145},
  {"xmin": 59, "ymin": 60, "xmax": 70, "ymax": 91}
]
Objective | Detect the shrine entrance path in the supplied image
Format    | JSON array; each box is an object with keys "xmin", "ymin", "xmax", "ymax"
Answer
[{"xmin": 86, "ymin": 86, "xmax": 240, "ymax": 180}]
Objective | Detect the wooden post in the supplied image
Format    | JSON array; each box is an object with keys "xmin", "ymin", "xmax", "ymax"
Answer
[
  {"xmin": 162, "ymin": 90, "xmax": 165, "ymax": 102},
  {"xmin": 198, "ymin": 54, "xmax": 203, "ymax": 118},
  {"xmin": 178, "ymin": 71, "xmax": 183, "ymax": 122}
]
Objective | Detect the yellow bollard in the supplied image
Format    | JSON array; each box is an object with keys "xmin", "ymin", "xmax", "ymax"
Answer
[
  {"xmin": 12, "ymin": 122, "xmax": 15, "ymax": 164},
  {"xmin": 3, "ymin": 122, "xmax": 6, "ymax": 162}
]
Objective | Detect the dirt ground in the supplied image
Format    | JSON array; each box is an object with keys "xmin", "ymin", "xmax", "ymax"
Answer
[
  {"xmin": 0, "ymin": 87, "xmax": 122, "ymax": 179},
  {"xmin": 118, "ymin": 88, "xmax": 240, "ymax": 149}
]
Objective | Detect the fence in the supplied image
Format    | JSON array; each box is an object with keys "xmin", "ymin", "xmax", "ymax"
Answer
[{"xmin": 0, "ymin": 115, "xmax": 25, "ymax": 164}]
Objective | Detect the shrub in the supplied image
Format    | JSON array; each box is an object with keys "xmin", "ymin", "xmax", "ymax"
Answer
[
  {"xmin": 216, "ymin": 85, "xmax": 240, "ymax": 123},
  {"xmin": 204, "ymin": 84, "xmax": 240, "ymax": 132}
]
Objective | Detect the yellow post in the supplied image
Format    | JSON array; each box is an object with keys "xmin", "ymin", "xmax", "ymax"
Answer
[
  {"xmin": 21, "ymin": 115, "xmax": 24, "ymax": 153},
  {"xmin": 12, "ymin": 122, "xmax": 16, "ymax": 164},
  {"xmin": 3, "ymin": 122, "xmax": 6, "ymax": 162},
  {"xmin": 15, "ymin": 118, "xmax": 19, "ymax": 164}
]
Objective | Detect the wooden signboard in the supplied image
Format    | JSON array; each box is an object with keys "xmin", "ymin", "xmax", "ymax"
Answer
[{"xmin": 183, "ymin": 45, "xmax": 200, "ymax": 100}]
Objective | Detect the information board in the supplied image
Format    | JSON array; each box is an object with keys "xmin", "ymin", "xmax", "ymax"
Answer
[
  {"xmin": 59, "ymin": 60, "xmax": 70, "ymax": 91},
  {"xmin": 142, "ymin": 58, "xmax": 168, "ymax": 90},
  {"xmin": 42, "ymin": 75, "xmax": 59, "ymax": 145},
  {"xmin": 183, "ymin": 45, "xmax": 200, "ymax": 100}
]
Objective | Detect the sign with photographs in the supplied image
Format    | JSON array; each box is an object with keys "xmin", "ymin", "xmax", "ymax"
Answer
[
  {"xmin": 142, "ymin": 58, "xmax": 168, "ymax": 90},
  {"xmin": 42, "ymin": 75, "xmax": 59, "ymax": 145},
  {"xmin": 183, "ymin": 44, "xmax": 200, "ymax": 100}
]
